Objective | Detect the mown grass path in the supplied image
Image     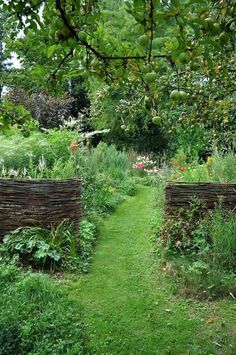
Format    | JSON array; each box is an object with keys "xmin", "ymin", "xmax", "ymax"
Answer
[{"xmin": 66, "ymin": 187, "xmax": 235, "ymax": 354}]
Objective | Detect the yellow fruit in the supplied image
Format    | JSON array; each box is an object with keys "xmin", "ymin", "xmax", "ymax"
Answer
[
  {"xmin": 205, "ymin": 17, "xmax": 214, "ymax": 30},
  {"xmin": 170, "ymin": 90, "xmax": 188, "ymax": 102},
  {"xmin": 144, "ymin": 96, "xmax": 152, "ymax": 109},
  {"xmin": 212, "ymin": 23, "xmax": 221, "ymax": 35},
  {"xmin": 179, "ymin": 90, "xmax": 188, "ymax": 101}
]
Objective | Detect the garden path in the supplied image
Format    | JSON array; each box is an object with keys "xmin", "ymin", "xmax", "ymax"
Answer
[{"xmin": 66, "ymin": 187, "xmax": 235, "ymax": 354}]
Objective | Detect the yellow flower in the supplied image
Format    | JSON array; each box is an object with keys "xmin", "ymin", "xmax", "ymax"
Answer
[{"xmin": 206, "ymin": 156, "xmax": 213, "ymax": 167}]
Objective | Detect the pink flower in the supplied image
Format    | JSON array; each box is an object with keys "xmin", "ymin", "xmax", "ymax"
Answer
[{"xmin": 134, "ymin": 162, "xmax": 145, "ymax": 170}]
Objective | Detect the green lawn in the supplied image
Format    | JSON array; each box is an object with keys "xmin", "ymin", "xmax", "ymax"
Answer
[{"xmin": 64, "ymin": 187, "xmax": 236, "ymax": 354}]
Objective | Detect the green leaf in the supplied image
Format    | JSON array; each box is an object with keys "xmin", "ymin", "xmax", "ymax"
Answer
[{"xmin": 46, "ymin": 44, "xmax": 58, "ymax": 58}]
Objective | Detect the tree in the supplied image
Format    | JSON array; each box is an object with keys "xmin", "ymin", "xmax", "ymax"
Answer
[
  {"xmin": 2, "ymin": 1, "xmax": 234, "ymax": 85},
  {"xmin": 0, "ymin": 12, "xmax": 11, "ymax": 102},
  {"xmin": 0, "ymin": 17, "xmax": 4, "ymax": 102},
  {"xmin": 0, "ymin": 0, "xmax": 235, "ymax": 138},
  {"xmin": 0, "ymin": 99, "xmax": 37, "ymax": 135},
  {"xmin": 6, "ymin": 87, "xmax": 76, "ymax": 129}
]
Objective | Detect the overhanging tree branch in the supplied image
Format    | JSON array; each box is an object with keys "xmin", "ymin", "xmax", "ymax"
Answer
[
  {"xmin": 9, "ymin": 0, "xmax": 45, "ymax": 18},
  {"xmin": 148, "ymin": 0, "xmax": 155, "ymax": 63},
  {"xmin": 55, "ymin": 0, "xmax": 105, "ymax": 60},
  {"xmin": 50, "ymin": 48, "xmax": 74, "ymax": 79},
  {"xmin": 55, "ymin": 0, "xmax": 169, "ymax": 64}
]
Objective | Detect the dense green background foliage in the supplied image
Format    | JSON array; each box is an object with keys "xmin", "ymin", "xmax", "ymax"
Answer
[{"xmin": 0, "ymin": 0, "xmax": 235, "ymax": 157}]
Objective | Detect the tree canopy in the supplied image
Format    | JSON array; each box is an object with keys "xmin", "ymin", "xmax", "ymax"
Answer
[{"xmin": 0, "ymin": 0, "xmax": 235, "ymax": 142}]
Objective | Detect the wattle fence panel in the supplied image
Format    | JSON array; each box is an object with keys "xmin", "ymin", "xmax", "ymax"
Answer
[
  {"xmin": 0, "ymin": 178, "xmax": 82, "ymax": 240},
  {"xmin": 165, "ymin": 182, "xmax": 236, "ymax": 212}
]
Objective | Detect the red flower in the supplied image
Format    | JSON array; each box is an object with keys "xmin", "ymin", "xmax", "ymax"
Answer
[{"xmin": 179, "ymin": 166, "xmax": 186, "ymax": 172}]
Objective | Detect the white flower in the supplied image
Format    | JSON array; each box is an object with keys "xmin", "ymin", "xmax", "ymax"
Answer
[
  {"xmin": 22, "ymin": 167, "xmax": 28, "ymax": 177},
  {"xmin": 38, "ymin": 155, "xmax": 47, "ymax": 172},
  {"xmin": 8, "ymin": 169, "xmax": 19, "ymax": 177}
]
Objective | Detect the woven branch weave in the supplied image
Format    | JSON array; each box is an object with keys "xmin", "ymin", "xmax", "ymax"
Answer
[
  {"xmin": 166, "ymin": 182, "xmax": 236, "ymax": 211},
  {"xmin": 0, "ymin": 178, "xmax": 82, "ymax": 240}
]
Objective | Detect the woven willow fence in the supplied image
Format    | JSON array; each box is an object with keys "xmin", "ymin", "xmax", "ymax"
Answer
[
  {"xmin": 166, "ymin": 182, "xmax": 236, "ymax": 213},
  {"xmin": 0, "ymin": 179, "xmax": 82, "ymax": 240}
]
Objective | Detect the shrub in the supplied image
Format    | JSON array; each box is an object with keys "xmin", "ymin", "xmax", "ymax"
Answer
[
  {"xmin": 6, "ymin": 87, "xmax": 74, "ymax": 129},
  {"xmin": 160, "ymin": 198, "xmax": 207, "ymax": 253},
  {"xmin": 76, "ymin": 142, "xmax": 135, "ymax": 214},
  {"xmin": 1, "ymin": 217, "xmax": 100, "ymax": 273}
]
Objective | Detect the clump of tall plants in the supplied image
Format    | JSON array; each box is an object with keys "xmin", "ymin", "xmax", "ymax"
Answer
[
  {"xmin": 170, "ymin": 149, "xmax": 236, "ymax": 183},
  {"xmin": 158, "ymin": 198, "xmax": 236, "ymax": 299}
]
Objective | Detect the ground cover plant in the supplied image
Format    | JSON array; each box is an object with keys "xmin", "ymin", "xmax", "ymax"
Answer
[{"xmin": 1, "ymin": 219, "xmax": 94, "ymax": 273}]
